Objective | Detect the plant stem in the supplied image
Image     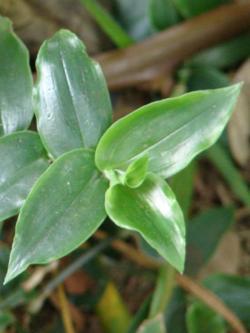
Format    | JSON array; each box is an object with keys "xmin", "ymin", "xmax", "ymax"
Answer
[
  {"xmin": 96, "ymin": 2, "xmax": 250, "ymax": 89},
  {"xmin": 42, "ymin": 237, "xmax": 112, "ymax": 297},
  {"xmin": 176, "ymin": 274, "xmax": 246, "ymax": 333},
  {"xmin": 149, "ymin": 264, "xmax": 176, "ymax": 318},
  {"xmin": 27, "ymin": 238, "xmax": 112, "ymax": 313},
  {"xmin": 57, "ymin": 284, "xmax": 76, "ymax": 333},
  {"xmin": 81, "ymin": 0, "xmax": 134, "ymax": 48}
]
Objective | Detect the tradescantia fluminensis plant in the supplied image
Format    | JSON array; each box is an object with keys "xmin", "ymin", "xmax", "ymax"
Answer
[{"xmin": 0, "ymin": 16, "xmax": 241, "ymax": 283}]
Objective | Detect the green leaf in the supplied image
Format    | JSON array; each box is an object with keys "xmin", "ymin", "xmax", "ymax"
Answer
[
  {"xmin": 0, "ymin": 311, "xmax": 15, "ymax": 331},
  {"xmin": 0, "ymin": 131, "xmax": 49, "ymax": 223},
  {"xmin": 96, "ymin": 84, "xmax": 241, "ymax": 179},
  {"xmin": 34, "ymin": 30, "xmax": 112, "ymax": 158},
  {"xmin": 5, "ymin": 149, "xmax": 108, "ymax": 283},
  {"xmin": 186, "ymin": 302, "xmax": 226, "ymax": 333},
  {"xmin": 185, "ymin": 206, "xmax": 234, "ymax": 276},
  {"xmin": 187, "ymin": 33, "xmax": 250, "ymax": 70},
  {"xmin": 137, "ymin": 314, "xmax": 166, "ymax": 333},
  {"xmin": 105, "ymin": 173, "xmax": 185, "ymax": 272},
  {"xmin": 203, "ymin": 274, "xmax": 250, "ymax": 329},
  {"xmin": 172, "ymin": 0, "xmax": 230, "ymax": 18},
  {"xmin": 127, "ymin": 296, "xmax": 151, "ymax": 333},
  {"xmin": 184, "ymin": 67, "xmax": 229, "ymax": 91},
  {"xmin": 0, "ymin": 16, "xmax": 33, "ymax": 136},
  {"xmin": 125, "ymin": 155, "xmax": 149, "ymax": 188},
  {"xmin": 149, "ymin": 0, "xmax": 180, "ymax": 31}
]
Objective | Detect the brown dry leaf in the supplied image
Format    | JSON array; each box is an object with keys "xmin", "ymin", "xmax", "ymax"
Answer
[
  {"xmin": 228, "ymin": 60, "xmax": 250, "ymax": 167},
  {"xmin": 198, "ymin": 231, "xmax": 241, "ymax": 280},
  {"xmin": 64, "ymin": 270, "xmax": 94, "ymax": 295},
  {"xmin": 0, "ymin": 0, "xmax": 108, "ymax": 54}
]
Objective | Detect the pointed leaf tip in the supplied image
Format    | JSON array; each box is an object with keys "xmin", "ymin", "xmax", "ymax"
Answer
[
  {"xmin": 5, "ymin": 149, "xmax": 108, "ymax": 283},
  {"xmin": 35, "ymin": 29, "xmax": 111, "ymax": 158},
  {"xmin": 106, "ymin": 174, "xmax": 186, "ymax": 272},
  {"xmin": 96, "ymin": 84, "xmax": 242, "ymax": 179}
]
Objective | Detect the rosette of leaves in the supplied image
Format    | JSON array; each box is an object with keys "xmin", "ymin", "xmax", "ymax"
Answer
[{"xmin": 0, "ymin": 16, "xmax": 241, "ymax": 284}]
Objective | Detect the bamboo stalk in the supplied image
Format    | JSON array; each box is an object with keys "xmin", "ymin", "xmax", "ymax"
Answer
[{"xmin": 96, "ymin": 2, "xmax": 250, "ymax": 89}]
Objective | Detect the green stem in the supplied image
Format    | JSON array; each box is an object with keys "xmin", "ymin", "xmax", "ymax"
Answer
[
  {"xmin": 42, "ymin": 237, "xmax": 112, "ymax": 297},
  {"xmin": 81, "ymin": 0, "xmax": 134, "ymax": 48},
  {"xmin": 149, "ymin": 264, "xmax": 176, "ymax": 318}
]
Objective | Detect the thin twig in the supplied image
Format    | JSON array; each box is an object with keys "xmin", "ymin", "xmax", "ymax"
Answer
[
  {"xmin": 176, "ymin": 273, "xmax": 247, "ymax": 333},
  {"xmin": 95, "ymin": 231, "xmax": 247, "ymax": 333},
  {"xmin": 28, "ymin": 238, "xmax": 112, "ymax": 313},
  {"xmin": 22, "ymin": 261, "xmax": 58, "ymax": 292},
  {"xmin": 42, "ymin": 237, "xmax": 112, "ymax": 298},
  {"xmin": 57, "ymin": 284, "xmax": 76, "ymax": 333},
  {"xmin": 94, "ymin": 230, "xmax": 160, "ymax": 269}
]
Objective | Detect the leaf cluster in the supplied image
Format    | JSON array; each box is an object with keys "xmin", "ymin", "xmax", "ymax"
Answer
[{"xmin": 0, "ymin": 16, "xmax": 241, "ymax": 284}]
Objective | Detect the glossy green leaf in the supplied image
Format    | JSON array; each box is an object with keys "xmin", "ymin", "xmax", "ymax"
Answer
[
  {"xmin": 105, "ymin": 173, "xmax": 185, "ymax": 272},
  {"xmin": 203, "ymin": 274, "xmax": 250, "ymax": 329},
  {"xmin": 34, "ymin": 30, "xmax": 112, "ymax": 158},
  {"xmin": 125, "ymin": 155, "xmax": 149, "ymax": 188},
  {"xmin": 185, "ymin": 206, "xmax": 234, "ymax": 276},
  {"xmin": 187, "ymin": 33, "xmax": 250, "ymax": 69},
  {"xmin": 0, "ymin": 131, "xmax": 49, "ymax": 223},
  {"xmin": 96, "ymin": 84, "xmax": 241, "ymax": 179},
  {"xmin": 0, "ymin": 16, "xmax": 33, "ymax": 136},
  {"xmin": 172, "ymin": 0, "xmax": 230, "ymax": 18},
  {"xmin": 5, "ymin": 149, "xmax": 108, "ymax": 283},
  {"xmin": 149, "ymin": 0, "xmax": 180, "ymax": 31},
  {"xmin": 138, "ymin": 161, "xmax": 196, "ymax": 261},
  {"xmin": 137, "ymin": 315, "xmax": 166, "ymax": 333},
  {"xmin": 186, "ymin": 302, "xmax": 226, "ymax": 333}
]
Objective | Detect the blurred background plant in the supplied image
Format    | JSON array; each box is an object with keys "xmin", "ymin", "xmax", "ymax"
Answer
[{"xmin": 0, "ymin": 0, "xmax": 249, "ymax": 332}]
